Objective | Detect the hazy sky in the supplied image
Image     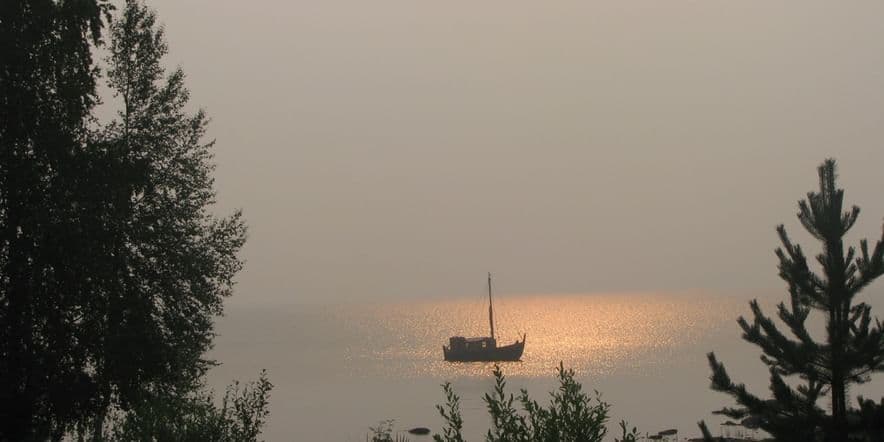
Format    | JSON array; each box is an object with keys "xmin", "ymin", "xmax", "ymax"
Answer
[{"xmin": 135, "ymin": 0, "xmax": 884, "ymax": 304}]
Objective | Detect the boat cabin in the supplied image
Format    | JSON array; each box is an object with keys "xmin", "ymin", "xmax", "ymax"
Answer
[
  {"xmin": 448, "ymin": 336, "xmax": 497, "ymax": 351},
  {"xmin": 444, "ymin": 333, "xmax": 524, "ymax": 362}
]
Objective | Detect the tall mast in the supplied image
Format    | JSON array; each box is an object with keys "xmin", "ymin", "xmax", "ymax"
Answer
[{"xmin": 488, "ymin": 272, "xmax": 495, "ymax": 340}]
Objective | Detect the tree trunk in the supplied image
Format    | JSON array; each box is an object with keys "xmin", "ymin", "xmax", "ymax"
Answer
[
  {"xmin": 829, "ymin": 301, "xmax": 848, "ymax": 442},
  {"xmin": 830, "ymin": 376, "xmax": 847, "ymax": 442},
  {"xmin": 92, "ymin": 404, "xmax": 107, "ymax": 442}
]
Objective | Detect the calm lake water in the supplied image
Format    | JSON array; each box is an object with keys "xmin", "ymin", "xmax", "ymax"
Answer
[{"xmin": 205, "ymin": 292, "xmax": 883, "ymax": 441}]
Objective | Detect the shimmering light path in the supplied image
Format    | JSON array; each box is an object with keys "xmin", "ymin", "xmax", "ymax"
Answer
[{"xmin": 335, "ymin": 293, "xmax": 740, "ymax": 378}]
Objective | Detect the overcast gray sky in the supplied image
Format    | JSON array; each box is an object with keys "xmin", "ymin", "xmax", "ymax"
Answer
[{"xmin": 135, "ymin": 0, "xmax": 884, "ymax": 304}]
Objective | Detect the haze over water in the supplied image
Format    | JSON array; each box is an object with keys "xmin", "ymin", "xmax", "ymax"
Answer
[
  {"xmin": 208, "ymin": 292, "xmax": 757, "ymax": 440},
  {"xmin": 142, "ymin": 0, "xmax": 884, "ymax": 440}
]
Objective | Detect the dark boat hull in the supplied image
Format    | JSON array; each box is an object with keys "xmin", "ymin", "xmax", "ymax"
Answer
[{"xmin": 443, "ymin": 339, "xmax": 525, "ymax": 362}]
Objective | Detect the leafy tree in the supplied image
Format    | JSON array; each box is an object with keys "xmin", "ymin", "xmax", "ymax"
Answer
[
  {"xmin": 702, "ymin": 159, "xmax": 884, "ymax": 442},
  {"xmin": 434, "ymin": 364, "xmax": 636, "ymax": 442},
  {"xmin": 110, "ymin": 370, "xmax": 272, "ymax": 442},
  {"xmin": 83, "ymin": 1, "xmax": 246, "ymax": 437},
  {"xmin": 0, "ymin": 0, "xmax": 113, "ymax": 439},
  {"xmin": 1, "ymin": 0, "xmax": 249, "ymax": 439}
]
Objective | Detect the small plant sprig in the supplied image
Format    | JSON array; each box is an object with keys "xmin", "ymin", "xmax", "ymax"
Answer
[
  {"xmin": 434, "ymin": 382, "xmax": 465, "ymax": 442},
  {"xmin": 367, "ymin": 419, "xmax": 411, "ymax": 442}
]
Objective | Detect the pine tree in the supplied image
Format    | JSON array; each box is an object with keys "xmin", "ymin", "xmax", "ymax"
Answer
[{"xmin": 703, "ymin": 159, "xmax": 884, "ymax": 442}]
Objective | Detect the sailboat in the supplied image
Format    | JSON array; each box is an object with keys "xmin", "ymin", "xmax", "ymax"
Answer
[{"xmin": 442, "ymin": 273, "xmax": 526, "ymax": 362}]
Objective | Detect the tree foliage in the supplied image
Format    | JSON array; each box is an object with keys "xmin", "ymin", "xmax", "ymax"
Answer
[
  {"xmin": 434, "ymin": 382, "xmax": 465, "ymax": 442},
  {"xmin": 110, "ymin": 370, "xmax": 273, "ymax": 442},
  {"xmin": 1, "ymin": 0, "xmax": 113, "ymax": 438},
  {"xmin": 1, "ymin": 1, "xmax": 252, "ymax": 440},
  {"xmin": 87, "ymin": 2, "xmax": 247, "ymax": 436},
  {"xmin": 434, "ymin": 364, "xmax": 637, "ymax": 442},
  {"xmin": 702, "ymin": 159, "xmax": 884, "ymax": 442}
]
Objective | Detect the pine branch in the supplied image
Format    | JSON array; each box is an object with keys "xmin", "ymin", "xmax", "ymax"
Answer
[
  {"xmin": 851, "ymin": 226, "xmax": 884, "ymax": 295},
  {"xmin": 777, "ymin": 301, "xmax": 814, "ymax": 346},
  {"xmin": 739, "ymin": 301, "xmax": 822, "ymax": 378},
  {"xmin": 707, "ymin": 353, "xmax": 767, "ymax": 415},
  {"xmin": 776, "ymin": 225, "xmax": 827, "ymax": 308}
]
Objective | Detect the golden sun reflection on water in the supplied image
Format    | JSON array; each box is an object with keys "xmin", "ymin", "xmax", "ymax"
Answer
[{"xmin": 338, "ymin": 293, "xmax": 741, "ymax": 379}]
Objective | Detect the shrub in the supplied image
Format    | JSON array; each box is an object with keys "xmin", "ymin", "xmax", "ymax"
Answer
[{"xmin": 435, "ymin": 363, "xmax": 637, "ymax": 442}]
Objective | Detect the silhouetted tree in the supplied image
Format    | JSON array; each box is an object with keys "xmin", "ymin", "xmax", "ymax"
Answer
[
  {"xmin": 702, "ymin": 159, "xmax": 884, "ymax": 442},
  {"xmin": 0, "ymin": 1, "xmax": 113, "ymax": 439},
  {"xmin": 1, "ymin": 1, "xmax": 247, "ymax": 439},
  {"xmin": 110, "ymin": 370, "xmax": 272, "ymax": 442},
  {"xmin": 433, "ymin": 364, "xmax": 635, "ymax": 442},
  {"xmin": 83, "ymin": 2, "xmax": 246, "ymax": 438}
]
